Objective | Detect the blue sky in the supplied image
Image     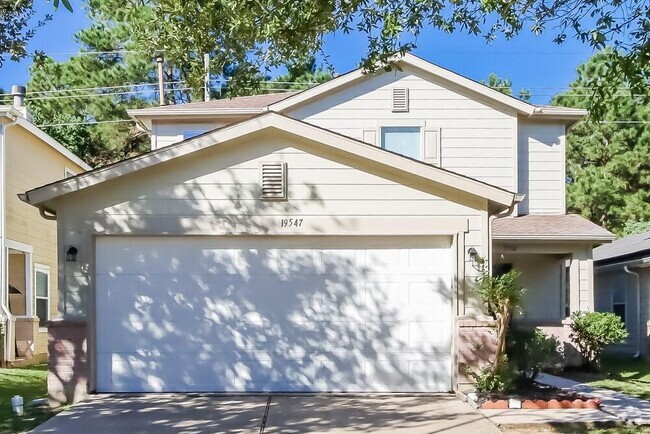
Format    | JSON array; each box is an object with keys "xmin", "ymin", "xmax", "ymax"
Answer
[{"xmin": 0, "ymin": 1, "xmax": 597, "ymax": 104}]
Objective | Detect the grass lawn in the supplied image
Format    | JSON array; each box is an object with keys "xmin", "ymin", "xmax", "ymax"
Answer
[
  {"xmin": 0, "ymin": 364, "xmax": 56, "ymax": 434},
  {"xmin": 563, "ymin": 355, "xmax": 650, "ymax": 401}
]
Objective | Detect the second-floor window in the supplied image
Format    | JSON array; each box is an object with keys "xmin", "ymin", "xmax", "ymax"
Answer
[{"xmin": 380, "ymin": 126, "xmax": 421, "ymax": 159}]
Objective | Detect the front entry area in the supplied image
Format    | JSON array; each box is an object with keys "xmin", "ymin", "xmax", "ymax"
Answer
[{"xmin": 95, "ymin": 236, "xmax": 453, "ymax": 393}]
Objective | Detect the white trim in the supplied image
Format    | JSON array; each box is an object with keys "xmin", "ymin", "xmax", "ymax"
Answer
[
  {"xmin": 24, "ymin": 112, "xmax": 517, "ymax": 208},
  {"xmin": 379, "ymin": 125, "xmax": 423, "ymax": 160},
  {"xmin": 34, "ymin": 263, "xmax": 50, "ymax": 331},
  {"xmin": 5, "ymin": 239, "xmax": 33, "ymax": 254}
]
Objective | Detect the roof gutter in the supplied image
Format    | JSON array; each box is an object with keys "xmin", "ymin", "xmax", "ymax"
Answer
[{"xmin": 488, "ymin": 193, "xmax": 525, "ymax": 273}]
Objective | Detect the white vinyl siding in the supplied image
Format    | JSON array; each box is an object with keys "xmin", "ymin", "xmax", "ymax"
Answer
[
  {"xmin": 55, "ymin": 135, "xmax": 488, "ymax": 318},
  {"xmin": 288, "ymin": 67, "xmax": 517, "ymax": 191},
  {"xmin": 517, "ymin": 120, "xmax": 566, "ymax": 215}
]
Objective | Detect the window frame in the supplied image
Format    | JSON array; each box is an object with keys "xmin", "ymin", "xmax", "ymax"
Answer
[
  {"xmin": 34, "ymin": 264, "xmax": 51, "ymax": 331},
  {"xmin": 612, "ymin": 286, "xmax": 626, "ymax": 326},
  {"xmin": 379, "ymin": 125, "xmax": 424, "ymax": 160}
]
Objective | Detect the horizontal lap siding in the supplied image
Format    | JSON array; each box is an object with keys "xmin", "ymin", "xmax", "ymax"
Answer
[
  {"xmin": 5, "ymin": 127, "xmax": 87, "ymax": 331},
  {"xmin": 518, "ymin": 120, "xmax": 565, "ymax": 215},
  {"xmin": 58, "ymin": 136, "xmax": 486, "ymax": 317},
  {"xmin": 287, "ymin": 67, "xmax": 516, "ymax": 192}
]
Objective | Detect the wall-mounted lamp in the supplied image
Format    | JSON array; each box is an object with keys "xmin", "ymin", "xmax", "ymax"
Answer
[
  {"xmin": 467, "ymin": 247, "xmax": 484, "ymax": 271},
  {"xmin": 66, "ymin": 246, "xmax": 78, "ymax": 262}
]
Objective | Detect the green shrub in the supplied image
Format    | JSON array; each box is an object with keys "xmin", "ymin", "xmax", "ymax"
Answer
[
  {"xmin": 507, "ymin": 327, "xmax": 563, "ymax": 381},
  {"xmin": 470, "ymin": 358, "xmax": 517, "ymax": 393},
  {"xmin": 569, "ymin": 311, "xmax": 628, "ymax": 370}
]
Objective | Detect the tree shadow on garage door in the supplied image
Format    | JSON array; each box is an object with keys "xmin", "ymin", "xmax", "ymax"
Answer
[
  {"xmin": 60, "ymin": 142, "xmax": 457, "ymax": 396},
  {"xmin": 96, "ymin": 229, "xmax": 454, "ymax": 393}
]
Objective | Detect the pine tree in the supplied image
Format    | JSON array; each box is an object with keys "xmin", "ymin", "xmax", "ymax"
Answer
[{"xmin": 553, "ymin": 50, "xmax": 650, "ymax": 235}]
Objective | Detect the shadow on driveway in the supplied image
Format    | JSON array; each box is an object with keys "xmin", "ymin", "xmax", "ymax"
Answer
[{"xmin": 30, "ymin": 393, "xmax": 500, "ymax": 433}]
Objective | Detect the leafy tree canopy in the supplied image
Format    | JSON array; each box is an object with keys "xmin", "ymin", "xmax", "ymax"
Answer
[
  {"xmin": 553, "ymin": 50, "xmax": 650, "ymax": 236},
  {"xmin": 125, "ymin": 0, "xmax": 648, "ymax": 118},
  {"xmin": 0, "ymin": 0, "xmax": 51, "ymax": 66},
  {"xmin": 27, "ymin": 2, "xmax": 333, "ymax": 166}
]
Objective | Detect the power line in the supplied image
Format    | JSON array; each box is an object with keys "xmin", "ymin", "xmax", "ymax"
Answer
[
  {"xmin": 24, "ymin": 87, "xmax": 193, "ymax": 101},
  {"xmin": 36, "ymin": 119, "xmax": 135, "ymax": 127},
  {"xmin": 27, "ymin": 81, "xmax": 186, "ymax": 95}
]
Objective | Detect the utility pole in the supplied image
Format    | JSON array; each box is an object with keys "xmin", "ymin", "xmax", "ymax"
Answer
[
  {"xmin": 204, "ymin": 54, "xmax": 211, "ymax": 102},
  {"xmin": 156, "ymin": 54, "xmax": 165, "ymax": 106}
]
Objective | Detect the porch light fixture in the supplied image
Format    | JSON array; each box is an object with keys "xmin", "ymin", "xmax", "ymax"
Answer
[
  {"xmin": 66, "ymin": 246, "xmax": 78, "ymax": 262},
  {"xmin": 467, "ymin": 247, "xmax": 484, "ymax": 271}
]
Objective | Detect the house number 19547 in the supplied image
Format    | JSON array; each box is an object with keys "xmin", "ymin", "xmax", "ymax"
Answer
[{"xmin": 281, "ymin": 218, "xmax": 303, "ymax": 228}]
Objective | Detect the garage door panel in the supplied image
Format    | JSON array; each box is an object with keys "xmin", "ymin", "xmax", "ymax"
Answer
[
  {"xmin": 99, "ymin": 351, "xmax": 452, "ymax": 393},
  {"xmin": 96, "ymin": 236, "xmax": 452, "ymax": 392}
]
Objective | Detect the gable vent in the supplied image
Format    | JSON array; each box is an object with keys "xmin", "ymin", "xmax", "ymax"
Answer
[
  {"xmin": 260, "ymin": 161, "xmax": 287, "ymax": 200},
  {"xmin": 392, "ymin": 87, "xmax": 409, "ymax": 112}
]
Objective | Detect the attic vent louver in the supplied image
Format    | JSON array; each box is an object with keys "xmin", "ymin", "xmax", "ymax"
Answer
[
  {"xmin": 392, "ymin": 88, "xmax": 409, "ymax": 112},
  {"xmin": 260, "ymin": 161, "xmax": 287, "ymax": 200}
]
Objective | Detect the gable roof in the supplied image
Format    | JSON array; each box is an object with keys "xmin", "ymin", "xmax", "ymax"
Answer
[
  {"xmin": 127, "ymin": 54, "xmax": 587, "ymax": 128},
  {"xmin": 22, "ymin": 111, "xmax": 517, "ymax": 210},
  {"xmin": 1, "ymin": 106, "xmax": 92, "ymax": 171},
  {"xmin": 594, "ymin": 231, "xmax": 650, "ymax": 262},
  {"xmin": 269, "ymin": 53, "xmax": 587, "ymax": 122}
]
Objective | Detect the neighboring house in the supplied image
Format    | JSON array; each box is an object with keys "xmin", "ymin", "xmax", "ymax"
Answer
[
  {"xmin": 21, "ymin": 54, "xmax": 614, "ymax": 404},
  {"xmin": 1, "ymin": 87, "xmax": 91, "ymax": 367},
  {"xmin": 594, "ymin": 231, "xmax": 650, "ymax": 356}
]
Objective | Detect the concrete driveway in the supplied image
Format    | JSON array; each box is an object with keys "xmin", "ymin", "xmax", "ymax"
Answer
[{"xmin": 30, "ymin": 394, "xmax": 500, "ymax": 434}]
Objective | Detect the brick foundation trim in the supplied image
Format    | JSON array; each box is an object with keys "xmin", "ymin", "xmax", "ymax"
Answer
[
  {"xmin": 457, "ymin": 317, "xmax": 497, "ymax": 384},
  {"xmin": 47, "ymin": 320, "xmax": 88, "ymax": 405}
]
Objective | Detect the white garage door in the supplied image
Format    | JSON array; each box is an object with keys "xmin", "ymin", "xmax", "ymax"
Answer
[{"xmin": 95, "ymin": 236, "xmax": 453, "ymax": 393}]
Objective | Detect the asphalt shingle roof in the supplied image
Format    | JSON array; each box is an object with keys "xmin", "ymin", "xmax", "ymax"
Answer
[
  {"xmin": 143, "ymin": 92, "xmax": 298, "ymax": 111},
  {"xmin": 593, "ymin": 231, "xmax": 650, "ymax": 262},
  {"xmin": 493, "ymin": 214, "xmax": 615, "ymax": 240}
]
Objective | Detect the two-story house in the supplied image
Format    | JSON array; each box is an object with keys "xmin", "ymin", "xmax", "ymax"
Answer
[
  {"xmin": 21, "ymin": 54, "xmax": 614, "ymax": 404},
  {"xmin": 1, "ymin": 87, "xmax": 91, "ymax": 367}
]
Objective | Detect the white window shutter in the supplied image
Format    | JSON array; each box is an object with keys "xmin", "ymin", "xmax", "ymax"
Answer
[
  {"xmin": 362, "ymin": 128, "xmax": 377, "ymax": 146},
  {"xmin": 423, "ymin": 127, "xmax": 440, "ymax": 166},
  {"xmin": 392, "ymin": 88, "xmax": 409, "ymax": 112},
  {"xmin": 260, "ymin": 162, "xmax": 287, "ymax": 200}
]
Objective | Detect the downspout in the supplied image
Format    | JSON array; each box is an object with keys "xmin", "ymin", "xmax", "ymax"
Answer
[
  {"xmin": 0, "ymin": 113, "xmax": 19, "ymax": 363},
  {"xmin": 623, "ymin": 266, "xmax": 641, "ymax": 358}
]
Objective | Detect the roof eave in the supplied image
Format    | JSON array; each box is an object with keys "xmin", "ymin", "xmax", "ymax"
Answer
[
  {"xmin": 493, "ymin": 234, "xmax": 616, "ymax": 242},
  {"xmin": 24, "ymin": 112, "xmax": 517, "ymax": 209}
]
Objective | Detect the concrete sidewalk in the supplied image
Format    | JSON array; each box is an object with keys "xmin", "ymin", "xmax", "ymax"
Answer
[
  {"xmin": 29, "ymin": 393, "xmax": 501, "ymax": 433},
  {"xmin": 537, "ymin": 373, "xmax": 650, "ymax": 425}
]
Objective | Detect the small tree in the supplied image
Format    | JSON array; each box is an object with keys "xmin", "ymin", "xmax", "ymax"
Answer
[
  {"xmin": 477, "ymin": 268, "xmax": 526, "ymax": 373},
  {"xmin": 569, "ymin": 311, "xmax": 628, "ymax": 370}
]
